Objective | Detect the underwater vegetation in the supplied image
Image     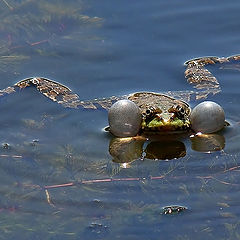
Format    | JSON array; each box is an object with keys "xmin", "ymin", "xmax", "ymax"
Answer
[{"xmin": 0, "ymin": 0, "xmax": 102, "ymax": 73}]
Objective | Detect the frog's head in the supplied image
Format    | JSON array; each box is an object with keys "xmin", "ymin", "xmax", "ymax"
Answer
[
  {"xmin": 128, "ymin": 92, "xmax": 191, "ymax": 134},
  {"xmin": 141, "ymin": 103, "xmax": 191, "ymax": 133}
]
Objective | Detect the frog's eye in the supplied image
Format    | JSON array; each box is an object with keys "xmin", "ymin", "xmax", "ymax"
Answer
[
  {"xmin": 145, "ymin": 107, "xmax": 162, "ymax": 116},
  {"xmin": 176, "ymin": 105, "xmax": 185, "ymax": 114},
  {"xmin": 180, "ymin": 107, "xmax": 185, "ymax": 114},
  {"xmin": 146, "ymin": 107, "xmax": 154, "ymax": 116}
]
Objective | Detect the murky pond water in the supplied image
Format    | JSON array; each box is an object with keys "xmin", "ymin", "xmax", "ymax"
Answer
[{"xmin": 1, "ymin": 0, "xmax": 240, "ymax": 239}]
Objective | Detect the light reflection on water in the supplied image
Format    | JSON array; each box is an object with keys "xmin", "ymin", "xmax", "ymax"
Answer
[{"xmin": 0, "ymin": 0, "xmax": 240, "ymax": 239}]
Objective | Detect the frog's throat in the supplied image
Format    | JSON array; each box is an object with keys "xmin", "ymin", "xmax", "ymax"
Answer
[{"xmin": 142, "ymin": 118, "xmax": 191, "ymax": 131}]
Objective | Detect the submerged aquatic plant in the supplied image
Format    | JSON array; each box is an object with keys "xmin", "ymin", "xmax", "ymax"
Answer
[
  {"xmin": 0, "ymin": 0, "xmax": 103, "ymax": 73},
  {"xmin": 0, "ymin": 40, "xmax": 29, "ymax": 72}
]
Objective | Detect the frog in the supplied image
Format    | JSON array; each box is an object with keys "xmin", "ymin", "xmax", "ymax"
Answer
[{"xmin": 0, "ymin": 54, "xmax": 239, "ymax": 134}]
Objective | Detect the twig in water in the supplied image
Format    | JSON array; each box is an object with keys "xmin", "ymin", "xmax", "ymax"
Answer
[
  {"xmin": 44, "ymin": 176, "xmax": 165, "ymax": 190},
  {"xmin": 2, "ymin": 0, "xmax": 13, "ymax": 10},
  {"xmin": 45, "ymin": 189, "xmax": 55, "ymax": 207}
]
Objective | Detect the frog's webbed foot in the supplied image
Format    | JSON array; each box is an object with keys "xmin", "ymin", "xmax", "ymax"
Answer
[
  {"xmin": 14, "ymin": 77, "xmax": 121, "ymax": 110},
  {"xmin": 184, "ymin": 54, "xmax": 240, "ymax": 100},
  {"xmin": 184, "ymin": 57, "xmax": 221, "ymax": 100}
]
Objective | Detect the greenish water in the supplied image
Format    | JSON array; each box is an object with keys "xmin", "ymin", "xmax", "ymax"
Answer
[{"xmin": 1, "ymin": 0, "xmax": 240, "ymax": 239}]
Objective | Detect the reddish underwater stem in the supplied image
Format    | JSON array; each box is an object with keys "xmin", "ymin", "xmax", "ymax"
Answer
[
  {"xmin": 44, "ymin": 163, "xmax": 240, "ymax": 190},
  {"xmin": 45, "ymin": 177, "xmax": 145, "ymax": 189}
]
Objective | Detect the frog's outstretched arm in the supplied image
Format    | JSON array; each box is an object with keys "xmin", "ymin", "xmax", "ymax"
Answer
[
  {"xmin": 13, "ymin": 77, "xmax": 120, "ymax": 110},
  {"xmin": 184, "ymin": 54, "xmax": 240, "ymax": 100},
  {"xmin": 0, "ymin": 54, "xmax": 240, "ymax": 108}
]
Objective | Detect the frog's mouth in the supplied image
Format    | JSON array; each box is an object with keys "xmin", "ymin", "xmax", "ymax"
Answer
[{"xmin": 142, "ymin": 117, "xmax": 191, "ymax": 132}]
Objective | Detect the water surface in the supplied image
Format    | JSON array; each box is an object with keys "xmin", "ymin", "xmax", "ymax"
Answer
[{"xmin": 0, "ymin": 0, "xmax": 240, "ymax": 239}]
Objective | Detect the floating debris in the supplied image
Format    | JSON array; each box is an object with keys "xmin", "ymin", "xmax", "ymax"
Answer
[{"xmin": 161, "ymin": 205, "xmax": 188, "ymax": 215}]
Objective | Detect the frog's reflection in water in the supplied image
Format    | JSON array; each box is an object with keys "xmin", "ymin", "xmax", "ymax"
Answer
[{"xmin": 109, "ymin": 133, "xmax": 225, "ymax": 165}]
